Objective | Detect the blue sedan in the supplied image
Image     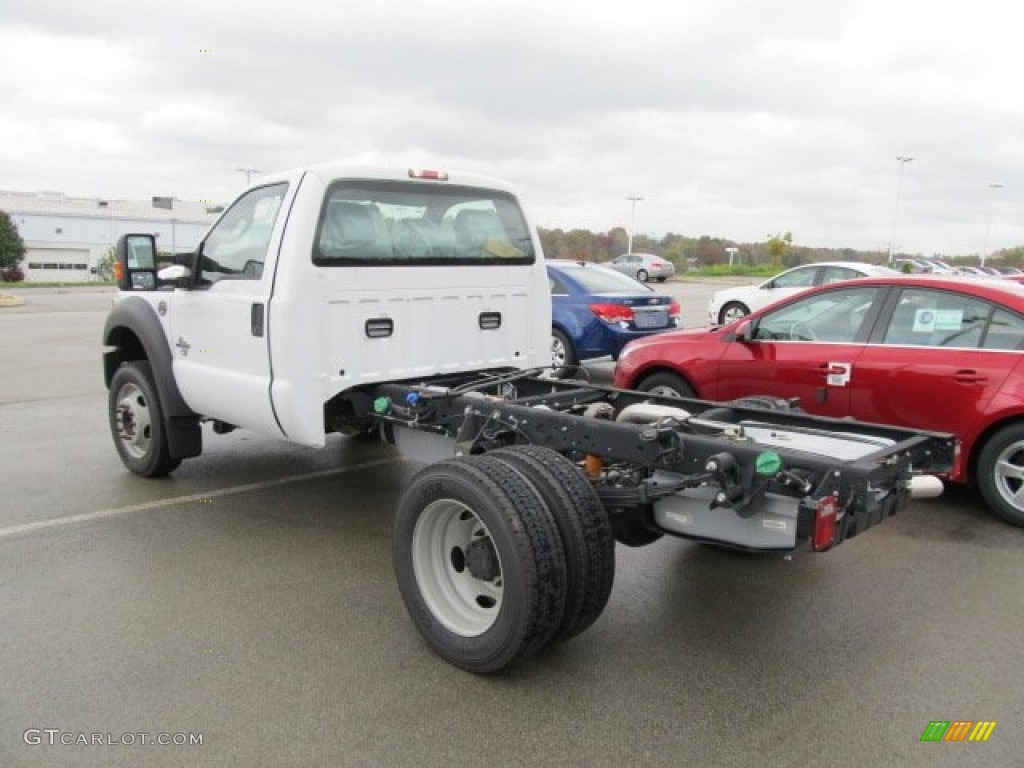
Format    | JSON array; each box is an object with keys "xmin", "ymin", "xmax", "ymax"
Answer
[{"xmin": 547, "ymin": 259, "xmax": 680, "ymax": 377}]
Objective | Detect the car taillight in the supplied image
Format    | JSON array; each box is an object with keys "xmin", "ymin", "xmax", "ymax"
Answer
[
  {"xmin": 589, "ymin": 303, "xmax": 635, "ymax": 323},
  {"xmin": 668, "ymin": 300, "xmax": 681, "ymax": 319},
  {"xmin": 812, "ymin": 496, "xmax": 838, "ymax": 551},
  {"xmin": 408, "ymin": 169, "xmax": 449, "ymax": 181}
]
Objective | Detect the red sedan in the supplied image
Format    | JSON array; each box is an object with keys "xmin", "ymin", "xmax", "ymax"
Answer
[{"xmin": 614, "ymin": 275, "xmax": 1024, "ymax": 526}]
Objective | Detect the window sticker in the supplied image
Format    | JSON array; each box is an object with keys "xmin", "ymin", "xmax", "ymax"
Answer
[
  {"xmin": 934, "ymin": 309, "xmax": 964, "ymax": 331},
  {"xmin": 913, "ymin": 309, "xmax": 936, "ymax": 333}
]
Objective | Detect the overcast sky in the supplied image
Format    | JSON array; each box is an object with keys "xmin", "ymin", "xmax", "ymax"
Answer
[{"xmin": 1, "ymin": 0, "xmax": 1020, "ymax": 257}]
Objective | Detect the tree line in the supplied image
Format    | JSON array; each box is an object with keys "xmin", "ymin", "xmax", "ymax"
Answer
[{"xmin": 538, "ymin": 226, "xmax": 1024, "ymax": 270}]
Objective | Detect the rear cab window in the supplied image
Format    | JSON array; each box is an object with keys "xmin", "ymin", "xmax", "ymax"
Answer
[{"xmin": 312, "ymin": 181, "xmax": 535, "ymax": 267}]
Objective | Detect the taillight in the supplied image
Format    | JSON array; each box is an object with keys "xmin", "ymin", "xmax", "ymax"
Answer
[
  {"xmin": 113, "ymin": 261, "xmax": 124, "ymax": 282},
  {"xmin": 408, "ymin": 169, "xmax": 449, "ymax": 181},
  {"xmin": 668, "ymin": 300, "xmax": 681, "ymax": 319},
  {"xmin": 812, "ymin": 496, "xmax": 838, "ymax": 551},
  {"xmin": 588, "ymin": 303, "xmax": 634, "ymax": 323}
]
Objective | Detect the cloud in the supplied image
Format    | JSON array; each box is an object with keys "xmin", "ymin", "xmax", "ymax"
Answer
[{"xmin": 0, "ymin": 0, "xmax": 1020, "ymax": 255}]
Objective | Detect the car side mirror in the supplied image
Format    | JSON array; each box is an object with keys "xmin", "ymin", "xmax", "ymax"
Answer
[{"xmin": 733, "ymin": 320, "xmax": 752, "ymax": 341}]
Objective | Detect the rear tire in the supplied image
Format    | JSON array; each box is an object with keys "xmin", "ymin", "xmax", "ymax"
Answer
[
  {"xmin": 636, "ymin": 269, "xmax": 649, "ymax": 282},
  {"xmin": 490, "ymin": 446, "xmax": 615, "ymax": 643},
  {"xmin": 977, "ymin": 424, "xmax": 1024, "ymax": 527},
  {"xmin": 635, "ymin": 371, "xmax": 695, "ymax": 399},
  {"xmin": 108, "ymin": 361, "xmax": 180, "ymax": 477},
  {"xmin": 393, "ymin": 457, "xmax": 567, "ymax": 673},
  {"xmin": 718, "ymin": 302, "xmax": 749, "ymax": 326},
  {"xmin": 551, "ymin": 328, "xmax": 579, "ymax": 379}
]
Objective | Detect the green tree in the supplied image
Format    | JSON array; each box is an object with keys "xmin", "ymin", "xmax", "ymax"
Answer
[
  {"xmin": 766, "ymin": 231, "xmax": 792, "ymax": 269},
  {"xmin": 0, "ymin": 210, "xmax": 26, "ymax": 268}
]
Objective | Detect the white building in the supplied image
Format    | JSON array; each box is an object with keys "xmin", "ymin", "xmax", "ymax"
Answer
[{"xmin": 1, "ymin": 190, "xmax": 222, "ymax": 282}]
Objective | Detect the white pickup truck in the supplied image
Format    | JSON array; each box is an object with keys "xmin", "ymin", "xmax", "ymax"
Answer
[{"xmin": 103, "ymin": 163, "xmax": 954, "ymax": 672}]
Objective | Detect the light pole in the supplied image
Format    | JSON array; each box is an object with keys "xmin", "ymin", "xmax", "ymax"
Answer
[
  {"xmin": 626, "ymin": 195, "xmax": 643, "ymax": 254},
  {"xmin": 236, "ymin": 167, "xmax": 261, "ymax": 186},
  {"xmin": 887, "ymin": 156, "xmax": 914, "ymax": 264},
  {"xmin": 982, "ymin": 182, "xmax": 1005, "ymax": 267}
]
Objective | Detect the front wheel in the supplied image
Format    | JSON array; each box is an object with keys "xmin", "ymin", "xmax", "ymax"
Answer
[
  {"xmin": 635, "ymin": 371, "xmax": 695, "ymax": 399},
  {"xmin": 108, "ymin": 361, "xmax": 180, "ymax": 477},
  {"xmin": 393, "ymin": 457, "xmax": 567, "ymax": 673},
  {"xmin": 976, "ymin": 424, "xmax": 1024, "ymax": 527}
]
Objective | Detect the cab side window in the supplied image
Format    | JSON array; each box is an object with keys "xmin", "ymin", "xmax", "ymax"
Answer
[{"xmin": 200, "ymin": 183, "xmax": 287, "ymax": 284}]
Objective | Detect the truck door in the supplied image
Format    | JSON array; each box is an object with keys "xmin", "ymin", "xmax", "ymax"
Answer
[{"xmin": 170, "ymin": 179, "xmax": 297, "ymax": 437}]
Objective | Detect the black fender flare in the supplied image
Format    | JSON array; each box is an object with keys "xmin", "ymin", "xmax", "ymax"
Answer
[{"xmin": 103, "ymin": 297, "xmax": 202, "ymax": 461}]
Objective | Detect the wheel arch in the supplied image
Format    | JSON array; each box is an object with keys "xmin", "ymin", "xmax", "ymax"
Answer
[
  {"xmin": 965, "ymin": 414, "xmax": 1024, "ymax": 485},
  {"xmin": 631, "ymin": 365, "xmax": 701, "ymax": 397},
  {"xmin": 103, "ymin": 298, "xmax": 202, "ymax": 461}
]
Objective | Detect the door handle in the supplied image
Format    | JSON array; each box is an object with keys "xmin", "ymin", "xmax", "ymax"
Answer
[
  {"xmin": 365, "ymin": 317, "xmax": 394, "ymax": 338},
  {"xmin": 251, "ymin": 303, "xmax": 265, "ymax": 337},
  {"xmin": 952, "ymin": 369, "xmax": 986, "ymax": 385}
]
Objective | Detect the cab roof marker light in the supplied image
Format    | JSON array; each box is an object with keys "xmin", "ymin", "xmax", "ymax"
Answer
[{"xmin": 408, "ymin": 169, "xmax": 449, "ymax": 181}]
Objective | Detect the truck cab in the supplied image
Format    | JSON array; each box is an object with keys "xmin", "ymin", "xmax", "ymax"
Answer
[{"xmin": 103, "ymin": 165, "xmax": 550, "ymax": 475}]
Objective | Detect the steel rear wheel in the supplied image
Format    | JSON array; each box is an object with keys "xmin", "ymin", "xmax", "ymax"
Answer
[
  {"xmin": 412, "ymin": 498, "xmax": 505, "ymax": 637},
  {"xmin": 393, "ymin": 456, "xmax": 567, "ymax": 673},
  {"xmin": 977, "ymin": 424, "xmax": 1024, "ymax": 527}
]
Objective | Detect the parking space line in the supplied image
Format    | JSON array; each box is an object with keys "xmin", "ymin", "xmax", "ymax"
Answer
[{"xmin": 0, "ymin": 458, "xmax": 402, "ymax": 541}]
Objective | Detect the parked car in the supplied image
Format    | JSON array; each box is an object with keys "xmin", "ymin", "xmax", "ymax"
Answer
[
  {"xmin": 615, "ymin": 275, "xmax": 1024, "ymax": 526},
  {"xmin": 893, "ymin": 258, "xmax": 935, "ymax": 274},
  {"xmin": 708, "ymin": 261, "xmax": 900, "ymax": 326},
  {"xmin": 606, "ymin": 253, "xmax": 676, "ymax": 282},
  {"xmin": 547, "ymin": 259, "xmax": 680, "ymax": 377}
]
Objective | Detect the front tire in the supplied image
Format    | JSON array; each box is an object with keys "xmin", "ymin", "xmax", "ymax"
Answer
[
  {"xmin": 635, "ymin": 371, "xmax": 696, "ymax": 399},
  {"xmin": 977, "ymin": 424, "xmax": 1024, "ymax": 527},
  {"xmin": 393, "ymin": 457, "xmax": 567, "ymax": 673},
  {"xmin": 108, "ymin": 361, "xmax": 180, "ymax": 477}
]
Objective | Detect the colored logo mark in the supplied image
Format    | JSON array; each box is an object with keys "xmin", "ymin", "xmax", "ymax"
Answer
[{"xmin": 920, "ymin": 721, "xmax": 996, "ymax": 742}]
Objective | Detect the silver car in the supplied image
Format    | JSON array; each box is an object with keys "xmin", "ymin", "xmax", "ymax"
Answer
[{"xmin": 606, "ymin": 253, "xmax": 675, "ymax": 282}]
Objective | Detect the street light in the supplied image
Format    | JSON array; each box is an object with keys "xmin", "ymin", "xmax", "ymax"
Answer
[
  {"xmin": 982, "ymin": 182, "xmax": 1005, "ymax": 267},
  {"xmin": 887, "ymin": 156, "xmax": 914, "ymax": 264},
  {"xmin": 626, "ymin": 195, "xmax": 644, "ymax": 254},
  {"xmin": 236, "ymin": 167, "xmax": 261, "ymax": 186}
]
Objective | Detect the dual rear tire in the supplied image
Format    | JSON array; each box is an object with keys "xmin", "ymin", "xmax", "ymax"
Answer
[{"xmin": 392, "ymin": 446, "xmax": 615, "ymax": 673}]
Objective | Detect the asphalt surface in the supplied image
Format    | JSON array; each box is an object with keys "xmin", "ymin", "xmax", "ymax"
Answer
[{"xmin": 1, "ymin": 285, "xmax": 1021, "ymax": 767}]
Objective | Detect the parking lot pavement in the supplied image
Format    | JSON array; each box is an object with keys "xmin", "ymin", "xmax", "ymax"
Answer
[{"xmin": 2, "ymin": 290, "xmax": 1023, "ymax": 767}]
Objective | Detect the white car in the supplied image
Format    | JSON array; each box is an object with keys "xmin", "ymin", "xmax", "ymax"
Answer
[{"xmin": 708, "ymin": 261, "xmax": 900, "ymax": 326}]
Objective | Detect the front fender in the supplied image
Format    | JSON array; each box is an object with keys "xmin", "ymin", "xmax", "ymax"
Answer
[{"xmin": 103, "ymin": 297, "xmax": 202, "ymax": 461}]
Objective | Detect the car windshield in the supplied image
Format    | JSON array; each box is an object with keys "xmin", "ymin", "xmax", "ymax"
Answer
[{"xmin": 558, "ymin": 264, "xmax": 652, "ymax": 293}]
